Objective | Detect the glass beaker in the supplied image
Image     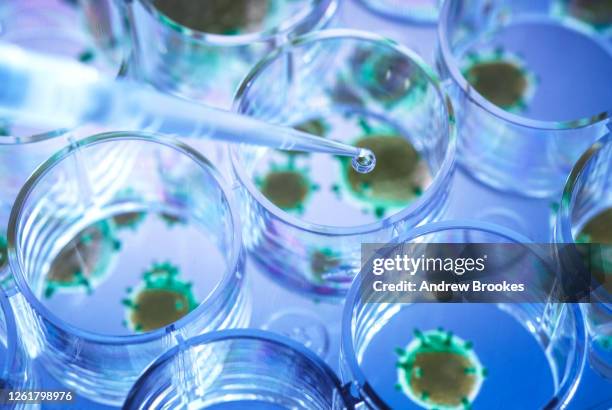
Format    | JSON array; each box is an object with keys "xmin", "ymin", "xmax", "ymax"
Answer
[
  {"xmin": 0, "ymin": 0, "xmax": 126, "ymax": 139},
  {"xmin": 357, "ymin": 0, "xmax": 440, "ymax": 24},
  {"xmin": 341, "ymin": 221, "xmax": 586, "ymax": 409},
  {"xmin": 0, "ymin": 290, "xmax": 38, "ymax": 410},
  {"xmin": 7, "ymin": 132, "xmax": 250, "ymax": 405},
  {"xmin": 123, "ymin": 329, "xmax": 353, "ymax": 409},
  {"xmin": 436, "ymin": 0, "xmax": 612, "ymax": 198},
  {"xmin": 555, "ymin": 131, "xmax": 611, "ymax": 379},
  {"xmin": 127, "ymin": 0, "xmax": 338, "ymax": 109},
  {"xmin": 231, "ymin": 29, "xmax": 456, "ymax": 298}
]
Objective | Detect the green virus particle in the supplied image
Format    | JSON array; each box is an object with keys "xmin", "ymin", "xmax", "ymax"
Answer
[
  {"xmin": 557, "ymin": 0, "xmax": 612, "ymax": 32},
  {"xmin": 44, "ymin": 220, "xmax": 120, "ymax": 298},
  {"xmin": 576, "ymin": 207, "xmax": 612, "ymax": 244},
  {"xmin": 462, "ymin": 49, "xmax": 537, "ymax": 112},
  {"xmin": 159, "ymin": 212, "xmax": 187, "ymax": 227},
  {"xmin": 256, "ymin": 163, "xmax": 318, "ymax": 213},
  {"xmin": 153, "ymin": 0, "xmax": 273, "ymax": 35},
  {"xmin": 340, "ymin": 130, "xmax": 432, "ymax": 219},
  {"xmin": 122, "ymin": 262, "xmax": 198, "ymax": 333},
  {"xmin": 0, "ymin": 235, "xmax": 7, "ymax": 271},
  {"xmin": 112, "ymin": 211, "xmax": 147, "ymax": 231},
  {"xmin": 395, "ymin": 328, "xmax": 486, "ymax": 410},
  {"xmin": 310, "ymin": 248, "xmax": 341, "ymax": 283},
  {"xmin": 350, "ymin": 47, "xmax": 427, "ymax": 107},
  {"xmin": 576, "ymin": 207, "xmax": 612, "ymax": 293},
  {"xmin": 110, "ymin": 189, "xmax": 147, "ymax": 231}
]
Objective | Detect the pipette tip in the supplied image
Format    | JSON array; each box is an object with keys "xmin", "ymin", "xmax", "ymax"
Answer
[{"xmin": 351, "ymin": 149, "xmax": 376, "ymax": 174}]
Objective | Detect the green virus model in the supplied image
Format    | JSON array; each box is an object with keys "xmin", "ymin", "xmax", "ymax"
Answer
[
  {"xmin": 462, "ymin": 50, "xmax": 537, "ymax": 112},
  {"xmin": 112, "ymin": 211, "xmax": 147, "ymax": 231},
  {"xmin": 123, "ymin": 262, "xmax": 198, "ymax": 333},
  {"xmin": 159, "ymin": 212, "xmax": 187, "ymax": 227},
  {"xmin": 310, "ymin": 248, "xmax": 341, "ymax": 283},
  {"xmin": 556, "ymin": 0, "xmax": 612, "ymax": 32},
  {"xmin": 153, "ymin": 0, "xmax": 273, "ymax": 35},
  {"xmin": 44, "ymin": 220, "xmax": 120, "ymax": 298},
  {"xmin": 576, "ymin": 207, "xmax": 611, "ymax": 293},
  {"xmin": 395, "ymin": 328, "xmax": 487, "ymax": 410},
  {"xmin": 350, "ymin": 47, "xmax": 427, "ymax": 107},
  {"xmin": 340, "ymin": 129, "xmax": 432, "ymax": 219},
  {"xmin": 576, "ymin": 207, "xmax": 612, "ymax": 244},
  {"xmin": 111, "ymin": 189, "xmax": 147, "ymax": 230},
  {"xmin": 256, "ymin": 162, "xmax": 318, "ymax": 213}
]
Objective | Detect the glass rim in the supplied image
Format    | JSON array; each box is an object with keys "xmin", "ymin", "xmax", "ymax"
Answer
[
  {"xmin": 0, "ymin": 290, "xmax": 17, "ymax": 383},
  {"xmin": 230, "ymin": 28, "xmax": 457, "ymax": 236},
  {"xmin": 7, "ymin": 131, "xmax": 245, "ymax": 345},
  {"xmin": 437, "ymin": 0, "xmax": 612, "ymax": 131},
  {"xmin": 123, "ymin": 328, "xmax": 350, "ymax": 408},
  {"xmin": 0, "ymin": 129, "xmax": 69, "ymax": 145},
  {"xmin": 558, "ymin": 131, "xmax": 612, "ymax": 245},
  {"xmin": 341, "ymin": 220, "xmax": 587, "ymax": 410},
  {"xmin": 137, "ymin": 0, "xmax": 338, "ymax": 46}
]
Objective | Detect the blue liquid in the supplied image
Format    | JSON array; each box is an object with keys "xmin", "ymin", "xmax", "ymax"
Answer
[
  {"xmin": 462, "ymin": 17, "xmax": 612, "ymax": 121},
  {"xmin": 359, "ymin": 304, "xmax": 555, "ymax": 409}
]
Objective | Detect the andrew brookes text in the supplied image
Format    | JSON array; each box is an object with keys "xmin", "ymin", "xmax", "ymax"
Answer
[{"xmin": 359, "ymin": 243, "xmax": 593, "ymax": 303}]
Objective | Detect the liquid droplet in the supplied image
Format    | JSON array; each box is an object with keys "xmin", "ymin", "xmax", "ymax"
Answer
[{"xmin": 351, "ymin": 149, "xmax": 376, "ymax": 174}]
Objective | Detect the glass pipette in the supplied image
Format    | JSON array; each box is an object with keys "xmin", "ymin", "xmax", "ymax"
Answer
[{"xmin": 0, "ymin": 42, "xmax": 376, "ymax": 173}]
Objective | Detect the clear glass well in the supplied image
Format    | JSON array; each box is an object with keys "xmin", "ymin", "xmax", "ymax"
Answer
[
  {"xmin": 231, "ymin": 29, "xmax": 456, "ymax": 298},
  {"xmin": 127, "ymin": 0, "xmax": 338, "ymax": 109},
  {"xmin": 7, "ymin": 133, "xmax": 250, "ymax": 405},
  {"xmin": 341, "ymin": 221, "xmax": 586, "ymax": 409},
  {"xmin": 555, "ymin": 131, "xmax": 612, "ymax": 380},
  {"xmin": 436, "ymin": 0, "xmax": 612, "ymax": 197},
  {"xmin": 123, "ymin": 330, "xmax": 352, "ymax": 409}
]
